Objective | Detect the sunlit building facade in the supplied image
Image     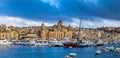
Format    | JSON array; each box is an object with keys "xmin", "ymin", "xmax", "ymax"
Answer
[{"xmin": 40, "ymin": 19, "xmax": 73, "ymax": 40}]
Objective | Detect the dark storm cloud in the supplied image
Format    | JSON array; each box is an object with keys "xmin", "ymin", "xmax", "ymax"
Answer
[
  {"xmin": 0, "ymin": 0, "xmax": 120, "ymax": 22},
  {"xmin": 60, "ymin": 0, "xmax": 120, "ymax": 20},
  {"xmin": 0, "ymin": 0, "xmax": 61, "ymax": 22}
]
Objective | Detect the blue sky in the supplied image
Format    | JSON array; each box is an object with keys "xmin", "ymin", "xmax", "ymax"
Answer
[{"xmin": 0, "ymin": 0, "xmax": 120, "ymax": 28}]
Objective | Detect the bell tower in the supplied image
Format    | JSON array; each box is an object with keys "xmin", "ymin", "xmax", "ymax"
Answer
[
  {"xmin": 41, "ymin": 22, "xmax": 46, "ymax": 31},
  {"xmin": 57, "ymin": 18, "xmax": 63, "ymax": 31},
  {"xmin": 40, "ymin": 22, "xmax": 46, "ymax": 40},
  {"xmin": 57, "ymin": 18, "xmax": 63, "ymax": 27}
]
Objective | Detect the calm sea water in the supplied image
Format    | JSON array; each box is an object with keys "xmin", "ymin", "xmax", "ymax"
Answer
[{"xmin": 0, "ymin": 44, "xmax": 120, "ymax": 58}]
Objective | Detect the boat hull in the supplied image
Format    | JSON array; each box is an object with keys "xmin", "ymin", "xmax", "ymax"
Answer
[
  {"xmin": 76, "ymin": 44, "xmax": 89, "ymax": 47},
  {"xmin": 63, "ymin": 42, "xmax": 77, "ymax": 48},
  {"xmin": 94, "ymin": 44, "xmax": 104, "ymax": 47}
]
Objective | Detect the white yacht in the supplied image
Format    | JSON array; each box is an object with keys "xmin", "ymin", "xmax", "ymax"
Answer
[
  {"xmin": 49, "ymin": 39, "xmax": 63, "ymax": 47},
  {"xmin": 0, "ymin": 39, "xmax": 12, "ymax": 45},
  {"xmin": 94, "ymin": 40, "xmax": 104, "ymax": 47},
  {"xmin": 35, "ymin": 40, "xmax": 48, "ymax": 46},
  {"xmin": 27, "ymin": 40, "xmax": 36, "ymax": 46}
]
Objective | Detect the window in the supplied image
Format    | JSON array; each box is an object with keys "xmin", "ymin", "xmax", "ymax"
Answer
[{"xmin": 3, "ymin": 34, "xmax": 4, "ymax": 37}]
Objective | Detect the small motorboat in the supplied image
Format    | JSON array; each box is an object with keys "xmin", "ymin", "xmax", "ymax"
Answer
[
  {"xmin": 64, "ymin": 55, "xmax": 70, "ymax": 58},
  {"xmin": 95, "ymin": 50, "xmax": 102, "ymax": 55},
  {"xmin": 115, "ymin": 48, "xmax": 120, "ymax": 52},
  {"xmin": 69, "ymin": 53, "xmax": 77, "ymax": 57},
  {"xmin": 64, "ymin": 53, "xmax": 77, "ymax": 58},
  {"xmin": 102, "ymin": 48, "xmax": 109, "ymax": 52},
  {"xmin": 106, "ymin": 46, "xmax": 115, "ymax": 51},
  {"xmin": 94, "ymin": 40, "xmax": 104, "ymax": 47}
]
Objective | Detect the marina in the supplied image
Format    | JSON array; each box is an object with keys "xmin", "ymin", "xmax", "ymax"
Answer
[
  {"xmin": 0, "ymin": 38, "xmax": 120, "ymax": 58},
  {"xmin": 0, "ymin": 42, "xmax": 120, "ymax": 58}
]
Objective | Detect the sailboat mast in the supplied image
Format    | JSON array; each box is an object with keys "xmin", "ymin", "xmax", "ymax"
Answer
[
  {"xmin": 79, "ymin": 19, "xmax": 82, "ymax": 40},
  {"xmin": 88, "ymin": 18, "xmax": 90, "ymax": 40},
  {"xmin": 113, "ymin": 28, "xmax": 115, "ymax": 41}
]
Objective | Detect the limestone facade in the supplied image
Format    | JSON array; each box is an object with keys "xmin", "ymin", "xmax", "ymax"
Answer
[{"xmin": 40, "ymin": 20, "xmax": 73, "ymax": 40}]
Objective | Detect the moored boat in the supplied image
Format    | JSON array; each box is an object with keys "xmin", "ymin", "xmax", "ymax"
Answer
[
  {"xmin": 63, "ymin": 39, "xmax": 77, "ymax": 48},
  {"xmin": 49, "ymin": 39, "xmax": 63, "ymax": 47},
  {"xmin": 102, "ymin": 48, "xmax": 109, "ymax": 52},
  {"xmin": 63, "ymin": 42, "xmax": 77, "ymax": 48},
  {"xmin": 115, "ymin": 48, "xmax": 120, "ymax": 52},
  {"xmin": 0, "ymin": 39, "xmax": 12, "ymax": 45},
  {"xmin": 106, "ymin": 46, "xmax": 115, "ymax": 51},
  {"xmin": 95, "ymin": 50, "xmax": 102, "ymax": 55},
  {"xmin": 35, "ymin": 40, "xmax": 48, "ymax": 46},
  {"xmin": 27, "ymin": 40, "xmax": 36, "ymax": 46},
  {"xmin": 94, "ymin": 40, "xmax": 104, "ymax": 47},
  {"xmin": 65, "ymin": 53, "xmax": 77, "ymax": 58},
  {"xmin": 76, "ymin": 40, "xmax": 90, "ymax": 47}
]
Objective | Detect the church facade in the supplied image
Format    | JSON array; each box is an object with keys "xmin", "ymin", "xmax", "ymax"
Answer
[{"xmin": 40, "ymin": 20, "xmax": 73, "ymax": 40}]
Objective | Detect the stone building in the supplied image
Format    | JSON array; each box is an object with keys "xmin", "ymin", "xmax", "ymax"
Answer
[
  {"xmin": 0, "ymin": 24, "xmax": 19, "ymax": 40},
  {"xmin": 0, "ymin": 31, "xmax": 19, "ymax": 40},
  {"xmin": 0, "ymin": 31, "xmax": 10, "ymax": 39},
  {"xmin": 74, "ymin": 28, "xmax": 105, "ymax": 40},
  {"xmin": 40, "ymin": 19, "xmax": 73, "ymax": 40}
]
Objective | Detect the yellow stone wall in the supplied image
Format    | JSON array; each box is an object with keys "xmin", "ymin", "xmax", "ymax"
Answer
[
  {"xmin": 11, "ymin": 31, "xmax": 19, "ymax": 40},
  {"xmin": 0, "ymin": 32, "xmax": 9, "ymax": 39},
  {"xmin": 41, "ymin": 31, "xmax": 47, "ymax": 40}
]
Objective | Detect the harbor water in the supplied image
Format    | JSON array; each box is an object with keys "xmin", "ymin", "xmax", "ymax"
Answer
[{"xmin": 0, "ymin": 44, "xmax": 120, "ymax": 58}]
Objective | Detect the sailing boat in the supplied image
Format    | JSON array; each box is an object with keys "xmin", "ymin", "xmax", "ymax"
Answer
[
  {"xmin": 63, "ymin": 20, "xmax": 82, "ymax": 48},
  {"xmin": 63, "ymin": 39, "xmax": 77, "ymax": 48},
  {"xmin": 76, "ymin": 19, "xmax": 90, "ymax": 47},
  {"xmin": 63, "ymin": 19, "xmax": 89, "ymax": 48}
]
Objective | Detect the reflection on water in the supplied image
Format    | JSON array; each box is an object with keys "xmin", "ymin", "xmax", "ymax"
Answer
[
  {"xmin": 0, "ymin": 45, "xmax": 22, "ymax": 50},
  {"xmin": 0, "ymin": 45, "xmax": 13, "ymax": 50},
  {"xmin": 0, "ymin": 44, "xmax": 120, "ymax": 58}
]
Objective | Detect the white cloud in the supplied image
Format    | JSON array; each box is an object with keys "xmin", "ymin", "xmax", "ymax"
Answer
[
  {"xmin": 41, "ymin": 0, "xmax": 60, "ymax": 8},
  {"xmin": 70, "ymin": 18, "xmax": 120, "ymax": 28},
  {"xmin": 84, "ymin": 0, "xmax": 99, "ymax": 4},
  {"xmin": 0, "ymin": 16, "xmax": 120, "ymax": 28},
  {"xmin": 95, "ymin": 19, "xmax": 120, "ymax": 27},
  {"xmin": 0, "ymin": 16, "xmax": 54, "ymax": 27}
]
